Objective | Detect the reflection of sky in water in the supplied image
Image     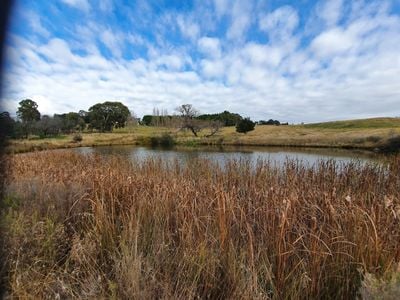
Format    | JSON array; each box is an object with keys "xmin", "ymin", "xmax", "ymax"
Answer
[{"xmin": 74, "ymin": 145, "xmax": 382, "ymax": 168}]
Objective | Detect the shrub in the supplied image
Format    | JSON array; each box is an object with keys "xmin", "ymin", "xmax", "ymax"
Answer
[
  {"xmin": 236, "ymin": 117, "xmax": 255, "ymax": 134},
  {"xmin": 72, "ymin": 133, "xmax": 83, "ymax": 143},
  {"xmin": 150, "ymin": 133, "xmax": 175, "ymax": 147},
  {"xmin": 366, "ymin": 136, "xmax": 382, "ymax": 143},
  {"xmin": 381, "ymin": 135, "xmax": 400, "ymax": 153}
]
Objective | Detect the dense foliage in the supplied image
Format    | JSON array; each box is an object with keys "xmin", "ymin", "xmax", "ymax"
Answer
[
  {"xmin": 54, "ymin": 112, "xmax": 86, "ymax": 133},
  {"xmin": 0, "ymin": 112, "xmax": 16, "ymax": 141},
  {"xmin": 236, "ymin": 117, "xmax": 255, "ymax": 134},
  {"xmin": 88, "ymin": 101, "xmax": 131, "ymax": 132},
  {"xmin": 16, "ymin": 99, "xmax": 41, "ymax": 138},
  {"xmin": 258, "ymin": 119, "xmax": 281, "ymax": 125},
  {"xmin": 197, "ymin": 110, "xmax": 243, "ymax": 126},
  {"xmin": 16, "ymin": 99, "xmax": 41, "ymax": 124}
]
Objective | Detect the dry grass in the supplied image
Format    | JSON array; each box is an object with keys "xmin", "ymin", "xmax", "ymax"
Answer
[
  {"xmin": 6, "ymin": 128, "xmax": 170, "ymax": 153},
  {"xmin": 205, "ymin": 125, "xmax": 400, "ymax": 149},
  {"xmin": 1, "ymin": 151, "xmax": 400, "ymax": 299},
  {"xmin": 6, "ymin": 117, "xmax": 400, "ymax": 153}
]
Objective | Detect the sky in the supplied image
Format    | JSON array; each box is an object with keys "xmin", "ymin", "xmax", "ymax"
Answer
[{"xmin": 1, "ymin": 0, "xmax": 400, "ymax": 123}]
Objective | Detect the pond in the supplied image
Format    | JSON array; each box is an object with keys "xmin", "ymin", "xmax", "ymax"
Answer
[{"xmin": 73, "ymin": 145, "xmax": 383, "ymax": 167}]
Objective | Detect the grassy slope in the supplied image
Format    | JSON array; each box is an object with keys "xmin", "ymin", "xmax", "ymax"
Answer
[
  {"xmin": 6, "ymin": 117, "xmax": 400, "ymax": 153},
  {"xmin": 303, "ymin": 117, "xmax": 400, "ymax": 129}
]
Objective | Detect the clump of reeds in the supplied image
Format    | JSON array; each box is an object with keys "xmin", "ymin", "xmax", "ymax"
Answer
[{"xmin": 1, "ymin": 151, "xmax": 399, "ymax": 299}]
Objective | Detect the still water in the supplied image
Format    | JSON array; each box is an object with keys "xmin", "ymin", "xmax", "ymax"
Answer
[{"xmin": 73, "ymin": 145, "xmax": 382, "ymax": 167}]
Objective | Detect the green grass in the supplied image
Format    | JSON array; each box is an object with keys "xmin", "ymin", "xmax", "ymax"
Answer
[{"xmin": 303, "ymin": 117, "xmax": 400, "ymax": 129}]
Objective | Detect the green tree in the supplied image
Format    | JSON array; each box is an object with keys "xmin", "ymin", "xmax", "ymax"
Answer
[
  {"xmin": 16, "ymin": 99, "xmax": 41, "ymax": 138},
  {"xmin": 55, "ymin": 112, "xmax": 86, "ymax": 133},
  {"xmin": 0, "ymin": 112, "xmax": 16, "ymax": 142},
  {"xmin": 88, "ymin": 101, "xmax": 131, "ymax": 132},
  {"xmin": 16, "ymin": 99, "xmax": 41, "ymax": 123},
  {"xmin": 35, "ymin": 115, "xmax": 63, "ymax": 137},
  {"xmin": 142, "ymin": 115, "xmax": 153, "ymax": 126},
  {"xmin": 197, "ymin": 110, "xmax": 242, "ymax": 126},
  {"xmin": 236, "ymin": 117, "xmax": 255, "ymax": 134}
]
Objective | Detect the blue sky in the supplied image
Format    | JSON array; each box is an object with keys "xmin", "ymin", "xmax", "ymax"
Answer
[{"xmin": 2, "ymin": 0, "xmax": 400, "ymax": 122}]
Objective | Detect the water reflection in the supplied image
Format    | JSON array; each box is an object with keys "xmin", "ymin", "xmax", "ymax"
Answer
[{"xmin": 73, "ymin": 145, "xmax": 382, "ymax": 167}]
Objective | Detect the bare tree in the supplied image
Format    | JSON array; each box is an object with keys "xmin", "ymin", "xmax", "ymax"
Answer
[
  {"xmin": 176, "ymin": 104, "xmax": 202, "ymax": 136},
  {"xmin": 205, "ymin": 120, "xmax": 223, "ymax": 137}
]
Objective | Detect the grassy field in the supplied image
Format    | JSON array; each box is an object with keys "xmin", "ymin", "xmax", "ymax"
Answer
[
  {"xmin": 304, "ymin": 117, "xmax": 400, "ymax": 129},
  {"xmin": 1, "ymin": 151, "xmax": 400, "ymax": 298},
  {"xmin": 5, "ymin": 117, "xmax": 400, "ymax": 153}
]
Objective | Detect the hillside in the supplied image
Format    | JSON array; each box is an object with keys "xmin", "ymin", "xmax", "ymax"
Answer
[{"xmin": 303, "ymin": 117, "xmax": 400, "ymax": 129}]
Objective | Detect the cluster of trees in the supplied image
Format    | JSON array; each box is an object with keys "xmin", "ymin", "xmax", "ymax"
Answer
[
  {"xmin": 258, "ymin": 119, "xmax": 288, "ymax": 126},
  {"xmin": 0, "ymin": 99, "xmax": 132, "ymax": 140},
  {"xmin": 142, "ymin": 109, "xmax": 243, "ymax": 128},
  {"xmin": 0, "ymin": 99, "xmax": 265, "ymax": 141},
  {"xmin": 175, "ymin": 104, "xmax": 256, "ymax": 136},
  {"xmin": 197, "ymin": 111, "xmax": 243, "ymax": 126}
]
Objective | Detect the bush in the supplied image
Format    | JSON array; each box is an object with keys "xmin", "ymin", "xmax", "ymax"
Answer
[
  {"xmin": 236, "ymin": 118, "xmax": 255, "ymax": 134},
  {"xmin": 150, "ymin": 133, "xmax": 175, "ymax": 147},
  {"xmin": 366, "ymin": 136, "xmax": 382, "ymax": 143},
  {"xmin": 72, "ymin": 133, "xmax": 83, "ymax": 143},
  {"xmin": 380, "ymin": 135, "xmax": 400, "ymax": 153}
]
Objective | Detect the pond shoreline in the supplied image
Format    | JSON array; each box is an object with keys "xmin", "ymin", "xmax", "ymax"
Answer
[
  {"xmin": 4, "ymin": 138, "xmax": 384, "ymax": 155},
  {"xmin": 4, "ymin": 124, "xmax": 400, "ymax": 155}
]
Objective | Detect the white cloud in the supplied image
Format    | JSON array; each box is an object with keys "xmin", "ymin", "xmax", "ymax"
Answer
[
  {"xmin": 177, "ymin": 15, "xmax": 200, "ymax": 40},
  {"xmin": 60, "ymin": 0, "xmax": 90, "ymax": 12},
  {"xmin": 227, "ymin": 0, "xmax": 253, "ymax": 40},
  {"xmin": 99, "ymin": 0, "xmax": 113, "ymax": 13},
  {"xmin": 2, "ymin": 1, "xmax": 400, "ymax": 123},
  {"xmin": 100, "ymin": 29, "xmax": 123, "ymax": 58},
  {"xmin": 200, "ymin": 59, "xmax": 225, "ymax": 78},
  {"xmin": 259, "ymin": 6, "xmax": 299, "ymax": 41},
  {"xmin": 24, "ymin": 11, "xmax": 50, "ymax": 37},
  {"xmin": 213, "ymin": 0, "xmax": 229, "ymax": 17},
  {"xmin": 316, "ymin": 0, "xmax": 344, "ymax": 27},
  {"xmin": 311, "ymin": 27, "xmax": 354, "ymax": 58},
  {"xmin": 198, "ymin": 37, "xmax": 221, "ymax": 58}
]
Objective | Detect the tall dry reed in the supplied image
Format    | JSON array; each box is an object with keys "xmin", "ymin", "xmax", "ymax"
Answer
[{"xmin": 1, "ymin": 151, "xmax": 399, "ymax": 299}]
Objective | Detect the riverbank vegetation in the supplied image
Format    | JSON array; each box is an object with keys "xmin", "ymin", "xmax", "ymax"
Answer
[
  {"xmin": 4, "ymin": 118, "xmax": 400, "ymax": 154},
  {"xmin": 1, "ymin": 151, "xmax": 399, "ymax": 298},
  {"xmin": 2, "ymin": 99, "xmax": 400, "ymax": 153}
]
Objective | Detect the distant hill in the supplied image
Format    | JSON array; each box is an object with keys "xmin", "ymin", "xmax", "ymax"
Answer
[{"xmin": 303, "ymin": 117, "xmax": 400, "ymax": 129}]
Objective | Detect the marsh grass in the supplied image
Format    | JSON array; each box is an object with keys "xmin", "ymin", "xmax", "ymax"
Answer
[{"xmin": 1, "ymin": 151, "xmax": 400, "ymax": 298}]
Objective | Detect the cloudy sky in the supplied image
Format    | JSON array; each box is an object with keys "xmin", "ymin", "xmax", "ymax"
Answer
[{"xmin": 1, "ymin": 0, "xmax": 400, "ymax": 123}]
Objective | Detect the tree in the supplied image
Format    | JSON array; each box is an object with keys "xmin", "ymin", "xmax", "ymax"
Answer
[
  {"xmin": 197, "ymin": 110, "xmax": 243, "ymax": 126},
  {"xmin": 205, "ymin": 120, "xmax": 223, "ymax": 137},
  {"xmin": 16, "ymin": 99, "xmax": 41, "ymax": 138},
  {"xmin": 35, "ymin": 115, "xmax": 62, "ymax": 137},
  {"xmin": 236, "ymin": 117, "xmax": 255, "ymax": 134},
  {"xmin": 0, "ymin": 111, "xmax": 16, "ymax": 141},
  {"xmin": 142, "ymin": 115, "xmax": 153, "ymax": 126},
  {"xmin": 17, "ymin": 99, "xmax": 41, "ymax": 123},
  {"xmin": 55, "ymin": 112, "xmax": 86, "ymax": 133},
  {"xmin": 88, "ymin": 101, "xmax": 130, "ymax": 132},
  {"xmin": 258, "ymin": 119, "xmax": 280, "ymax": 126},
  {"xmin": 176, "ymin": 104, "xmax": 202, "ymax": 136},
  {"xmin": 79, "ymin": 110, "xmax": 90, "ymax": 124}
]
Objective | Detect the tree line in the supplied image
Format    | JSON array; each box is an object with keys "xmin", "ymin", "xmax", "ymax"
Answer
[
  {"xmin": 1, "ymin": 99, "xmax": 284, "ymax": 141},
  {"xmin": 0, "ymin": 99, "xmax": 132, "ymax": 140}
]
